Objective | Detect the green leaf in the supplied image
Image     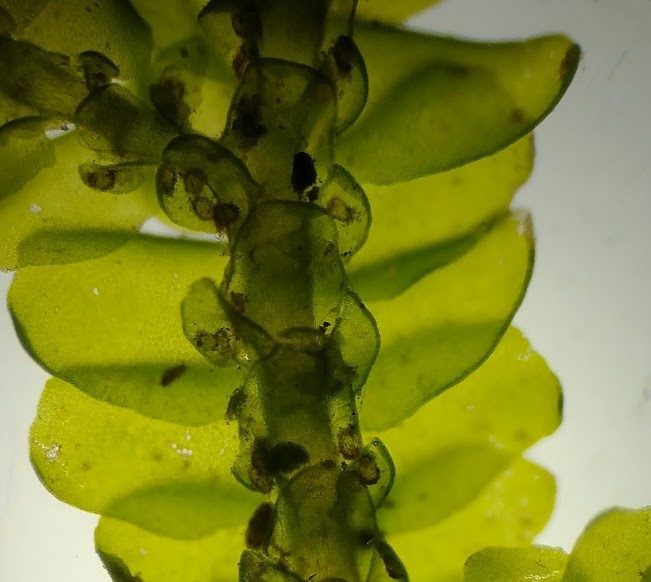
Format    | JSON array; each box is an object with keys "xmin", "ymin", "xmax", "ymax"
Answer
[
  {"xmin": 9, "ymin": 234, "xmax": 240, "ymax": 425},
  {"xmin": 0, "ymin": 117, "xmax": 55, "ymax": 201},
  {"xmin": 0, "ymin": 132, "xmax": 157, "ymax": 270},
  {"xmin": 354, "ymin": 0, "xmax": 441, "ymax": 24},
  {"xmin": 562, "ymin": 507, "xmax": 651, "ymax": 582},
  {"xmin": 387, "ymin": 459, "xmax": 556, "ymax": 582},
  {"xmin": 372, "ymin": 327, "xmax": 561, "ymax": 533},
  {"xmin": 0, "ymin": 37, "xmax": 88, "ymax": 119},
  {"xmin": 96, "ymin": 518, "xmax": 243, "ymax": 582},
  {"xmin": 339, "ymin": 24, "xmax": 579, "ymax": 183},
  {"xmin": 348, "ymin": 136, "xmax": 533, "ymax": 301},
  {"xmin": 129, "ymin": 0, "xmax": 214, "ymax": 48},
  {"xmin": 31, "ymin": 377, "xmax": 259, "ymax": 539},
  {"xmin": 462, "ymin": 507, "xmax": 651, "ymax": 582},
  {"xmin": 361, "ymin": 212, "xmax": 535, "ymax": 430},
  {"xmin": 464, "ymin": 547, "xmax": 568, "ymax": 582},
  {"xmin": 1, "ymin": 0, "xmax": 153, "ymax": 82}
]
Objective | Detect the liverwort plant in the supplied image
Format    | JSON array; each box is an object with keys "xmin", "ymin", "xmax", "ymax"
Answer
[{"xmin": 1, "ymin": 0, "xmax": 649, "ymax": 580}]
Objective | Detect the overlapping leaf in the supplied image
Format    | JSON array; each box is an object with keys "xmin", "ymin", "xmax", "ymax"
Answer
[
  {"xmin": 339, "ymin": 24, "xmax": 579, "ymax": 183},
  {"xmin": 464, "ymin": 506, "xmax": 651, "ymax": 582},
  {"xmin": 465, "ymin": 546, "xmax": 567, "ymax": 582},
  {"xmin": 390, "ymin": 460, "xmax": 555, "ymax": 582},
  {"xmin": 0, "ymin": 0, "xmax": 152, "ymax": 82},
  {"xmin": 354, "ymin": 0, "xmax": 442, "ymax": 24},
  {"xmin": 96, "ymin": 518, "xmax": 244, "ymax": 582},
  {"xmin": 86, "ymin": 327, "xmax": 561, "ymax": 581},
  {"xmin": 361, "ymin": 211, "xmax": 535, "ymax": 430},
  {"xmin": 9, "ymin": 234, "xmax": 238, "ymax": 425},
  {"xmin": 363, "ymin": 326, "xmax": 560, "ymax": 581},
  {"xmin": 348, "ymin": 135, "xmax": 533, "ymax": 301},
  {"xmin": 31, "ymin": 377, "xmax": 259, "ymax": 539},
  {"xmin": 0, "ymin": 131, "xmax": 158, "ymax": 270}
]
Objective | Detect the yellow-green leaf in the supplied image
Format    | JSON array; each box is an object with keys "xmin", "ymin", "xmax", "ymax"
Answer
[
  {"xmin": 31, "ymin": 377, "xmax": 259, "ymax": 539},
  {"xmin": 339, "ymin": 24, "xmax": 579, "ymax": 183},
  {"xmin": 562, "ymin": 507, "xmax": 651, "ymax": 582},
  {"xmin": 128, "ymin": 0, "xmax": 208, "ymax": 48},
  {"xmin": 2, "ymin": 0, "xmax": 152, "ymax": 82},
  {"xmin": 0, "ymin": 117, "xmax": 55, "ymax": 201},
  {"xmin": 464, "ymin": 547, "xmax": 568, "ymax": 582},
  {"xmin": 372, "ymin": 327, "xmax": 561, "ymax": 533},
  {"xmin": 388, "ymin": 459, "xmax": 556, "ymax": 582},
  {"xmin": 354, "ymin": 0, "xmax": 441, "ymax": 24},
  {"xmin": 347, "ymin": 135, "xmax": 534, "ymax": 294},
  {"xmin": 96, "ymin": 518, "xmax": 244, "ymax": 582},
  {"xmin": 361, "ymin": 212, "xmax": 535, "ymax": 430},
  {"xmin": 0, "ymin": 132, "xmax": 157, "ymax": 270},
  {"xmin": 9, "ymin": 234, "xmax": 239, "ymax": 425}
]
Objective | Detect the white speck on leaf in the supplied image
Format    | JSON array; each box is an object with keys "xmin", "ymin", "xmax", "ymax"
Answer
[
  {"xmin": 30, "ymin": 203, "xmax": 42, "ymax": 214},
  {"xmin": 92, "ymin": 287, "xmax": 99, "ymax": 296},
  {"xmin": 45, "ymin": 444, "xmax": 61, "ymax": 461}
]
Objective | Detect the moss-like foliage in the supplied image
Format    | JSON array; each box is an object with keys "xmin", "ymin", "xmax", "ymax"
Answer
[{"xmin": 0, "ymin": 1, "xmax": 586, "ymax": 581}]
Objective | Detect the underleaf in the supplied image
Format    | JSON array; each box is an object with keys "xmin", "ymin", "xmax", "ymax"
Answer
[
  {"xmin": 372, "ymin": 327, "xmax": 561, "ymax": 534},
  {"xmin": 9, "ymin": 234, "xmax": 239, "ymax": 425},
  {"xmin": 464, "ymin": 546, "xmax": 568, "ymax": 582},
  {"xmin": 96, "ymin": 518, "xmax": 244, "ymax": 582},
  {"xmin": 338, "ymin": 24, "xmax": 579, "ymax": 183},
  {"xmin": 0, "ymin": 132, "xmax": 157, "ymax": 270},
  {"xmin": 30, "ymin": 377, "xmax": 259, "ymax": 539},
  {"xmin": 562, "ymin": 507, "xmax": 651, "ymax": 582},
  {"xmin": 388, "ymin": 459, "xmax": 556, "ymax": 582},
  {"xmin": 348, "ymin": 136, "xmax": 533, "ymax": 301},
  {"xmin": 361, "ymin": 212, "xmax": 535, "ymax": 430}
]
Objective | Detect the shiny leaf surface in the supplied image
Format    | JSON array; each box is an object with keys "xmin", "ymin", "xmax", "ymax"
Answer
[
  {"xmin": 361, "ymin": 212, "xmax": 535, "ymax": 430},
  {"xmin": 0, "ymin": 132, "xmax": 157, "ymax": 270},
  {"xmin": 465, "ymin": 546, "xmax": 567, "ymax": 582},
  {"xmin": 339, "ymin": 24, "xmax": 579, "ymax": 183},
  {"xmin": 31, "ymin": 377, "xmax": 259, "ymax": 539},
  {"xmin": 9, "ymin": 234, "xmax": 238, "ymax": 425}
]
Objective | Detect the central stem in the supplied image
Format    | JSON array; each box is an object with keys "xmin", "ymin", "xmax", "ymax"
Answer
[{"xmin": 199, "ymin": 1, "xmax": 408, "ymax": 579}]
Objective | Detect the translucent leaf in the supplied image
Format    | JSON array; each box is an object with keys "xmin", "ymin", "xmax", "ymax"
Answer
[
  {"xmin": 75, "ymin": 84, "xmax": 177, "ymax": 161},
  {"xmin": 0, "ymin": 117, "xmax": 55, "ymax": 201},
  {"xmin": 463, "ymin": 507, "xmax": 651, "ymax": 582},
  {"xmin": 2, "ymin": 0, "xmax": 153, "ymax": 81},
  {"xmin": 361, "ymin": 213, "xmax": 535, "ymax": 430},
  {"xmin": 0, "ymin": 37, "xmax": 87, "ymax": 119},
  {"xmin": 388, "ymin": 459, "xmax": 556, "ymax": 582},
  {"xmin": 317, "ymin": 164, "xmax": 371, "ymax": 260},
  {"xmin": 0, "ymin": 132, "xmax": 157, "ymax": 270},
  {"xmin": 9, "ymin": 235, "xmax": 240, "ymax": 425},
  {"xmin": 372, "ymin": 327, "xmax": 561, "ymax": 533},
  {"xmin": 338, "ymin": 24, "xmax": 579, "ymax": 183},
  {"xmin": 30, "ymin": 377, "xmax": 259, "ymax": 539},
  {"xmin": 156, "ymin": 134, "xmax": 257, "ymax": 236},
  {"xmin": 128, "ymin": 0, "xmax": 207, "ymax": 48},
  {"xmin": 354, "ymin": 0, "xmax": 441, "ymax": 24},
  {"xmin": 348, "ymin": 136, "xmax": 533, "ymax": 301},
  {"xmin": 95, "ymin": 518, "xmax": 244, "ymax": 582},
  {"xmin": 464, "ymin": 547, "xmax": 568, "ymax": 582},
  {"xmin": 562, "ymin": 507, "xmax": 651, "ymax": 582}
]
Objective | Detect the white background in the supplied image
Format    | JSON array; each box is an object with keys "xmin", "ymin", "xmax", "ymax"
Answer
[{"xmin": 1, "ymin": 0, "xmax": 650, "ymax": 579}]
